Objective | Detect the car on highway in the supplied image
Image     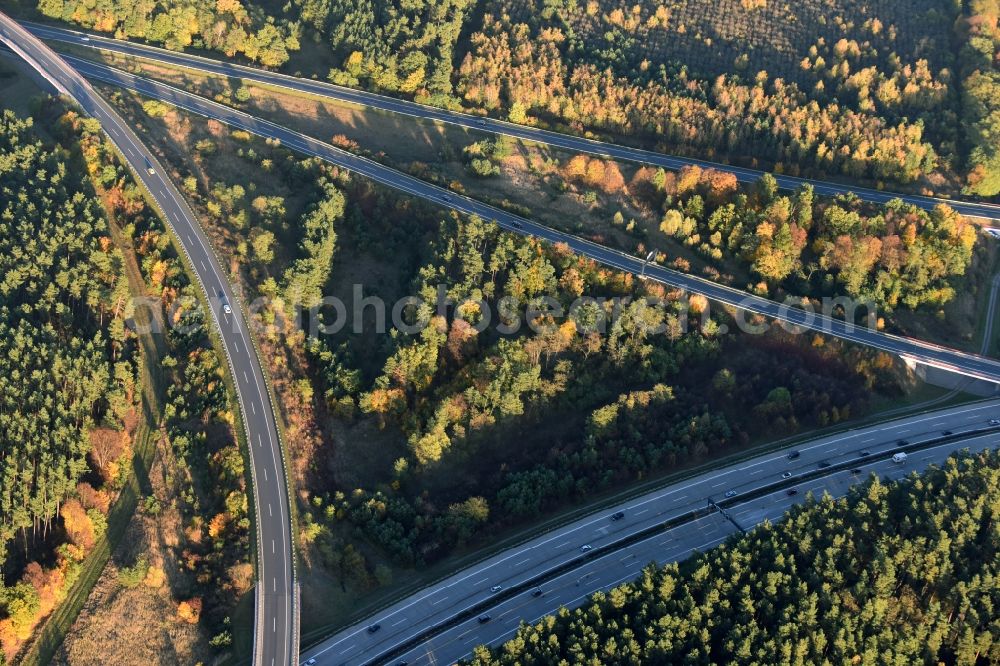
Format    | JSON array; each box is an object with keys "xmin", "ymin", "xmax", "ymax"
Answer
[
  {"xmin": 490, "ymin": 584, "xmax": 502, "ymax": 593},
  {"xmin": 303, "ymin": 660, "xmax": 316, "ymax": 666},
  {"xmin": 222, "ymin": 302, "xmax": 232, "ymax": 315},
  {"xmin": 896, "ymin": 439, "xmax": 909, "ymax": 447},
  {"xmin": 990, "ymin": 419, "xmax": 1000, "ymax": 426},
  {"xmin": 610, "ymin": 511, "xmax": 625, "ymax": 521},
  {"xmin": 580, "ymin": 544, "xmax": 593, "ymax": 552},
  {"xmin": 786, "ymin": 488, "xmax": 798, "ymax": 496},
  {"xmin": 781, "ymin": 471, "xmax": 792, "ymax": 479},
  {"xmin": 725, "ymin": 490, "xmax": 737, "ymax": 498},
  {"xmin": 892, "ymin": 452, "xmax": 908, "ymax": 463},
  {"xmin": 786, "ymin": 451, "xmax": 800, "ymax": 460},
  {"xmin": 367, "ymin": 624, "xmax": 381, "ymax": 634},
  {"xmin": 143, "ymin": 156, "xmax": 155, "ymax": 175},
  {"xmin": 440, "ymin": 193, "xmax": 451, "ymax": 202},
  {"xmin": 512, "ymin": 221, "xmax": 523, "ymax": 229},
  {"xmin": 478, "ymin": 615, "xmax": 491, "ymax": 623},
  {"xmin": 858, "ymin": 450, "xmax": 871, "ymax": 457},
  {"xmin": 942, "ymin": 430, "xmax": 953, "ymax": 436},
  {"xmin": 478, "ymin": 118, "xmax": 486, "ymax": 125},
  {"xmin": 531, "ymin": 588, "xmax": 543, "ymax": 597},
  {"xmin": 818, "ymin": 460, "xmax": 831, "ymax": 468},
  {"xmin": 850, "ymin": 468, "xmax": 863, "ymax": 475}
]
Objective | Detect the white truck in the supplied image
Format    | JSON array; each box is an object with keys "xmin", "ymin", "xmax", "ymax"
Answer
[{"xmin": 892, "ymin": 452, "xmax": 908, "ymax": 464}]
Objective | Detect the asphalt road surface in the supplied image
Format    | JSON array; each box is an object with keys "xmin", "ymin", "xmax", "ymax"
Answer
[
  {"xmin": 302, "ymin": 398, "xmax": 1000, "ymax": 665},
  {"xmin": 23, "ymin": 20, "xmax": 1000, "ymax": 223},
  {"xmin": 46, "ymin": 54, "xmax": 1000, "ymax": 384},
  {"xmin": 0, "ymin": 14, "xmax": 297, "ymax": 666}
]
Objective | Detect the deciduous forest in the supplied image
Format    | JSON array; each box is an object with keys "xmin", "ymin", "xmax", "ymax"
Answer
[
  {"xmin": 467, "ymin": 451, "xmax": 1000, "ymax": 665},
  {"xmin": 29, "ymin": 0, "xmax": 1000, "ymax": 195}
]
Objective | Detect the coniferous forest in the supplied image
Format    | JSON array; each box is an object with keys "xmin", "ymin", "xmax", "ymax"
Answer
[{"xmin": 468, "ymin": 451, "xmax": 1000, "ymax": 665}]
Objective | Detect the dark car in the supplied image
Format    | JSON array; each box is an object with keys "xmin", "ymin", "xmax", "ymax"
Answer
[
  {"xmin": 531, "ymin": 588, "xmax": 543, "ymax": 597},
  {"xmin": 942, "ymin": 430, "xmax": 953, "ymax": 436},
  {"xmin": 896, "ymin": 439, "xmax": 909, "ymax": 447},
  {"xmin": 610, "ymin": 511, "xmax": 625, "ymax": 521},
  {"xmin": 367, "ymin": 624, "xmax": 381, "ymax": 634},
  {"xmin": 512, "ymin": 221, "xmax": 523, "ymax": 229},
  {"xmin": 850, "ymin": 468, "xmax": 863, "ymax": 475},
  {"xmin": 478, "ymin": 615, "xmax": 491, "ymax": 624},
  {"xmin": 786, "ymin": 489, "xmax": 798, "ymax": 496},
  {"xmin": 818, "ymin": 460, "xmax": 831, "ymax": 468},
  {"xmin": 858, "ymin": 450, "xmax": 871, "ymax": 457},
  {"xmin": 786, "ymin": 451, "xmax": 800, "ymax": 460}
]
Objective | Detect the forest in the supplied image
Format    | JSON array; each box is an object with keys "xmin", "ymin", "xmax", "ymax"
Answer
[
  {"xmin": 960, "ymin": 0, "xmax": 1000, "ymax": 196},
  {"xmin": 30, "ymin": 0, "xmax": 1000, "ymax": 194},
  {"xmin": 0, "ymin": 107, "xmax": 135, "ymax": 659},
  {"xmin": 467, "ymin": 451, "xmax": 1000, "ymax": 664},
  {"xmin": 628, "ymin": 165, "xmax": 977, "ymax": 310}
]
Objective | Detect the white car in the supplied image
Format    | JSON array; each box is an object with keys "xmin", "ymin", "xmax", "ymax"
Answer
[
  {"xmin": 222, "ymin": 303, "xmax": 232, "ymax": 315},
  {"xmin": 781, "ymin": 471, "xmax": 792, "ymax": 479},
  {"xmin": 580, "ymin": 544, "xmax": 593, "ymax": 552},
  {"xmin": 725, "ymin": 490, "xmax": 737, "ymax": 498},
  {"xmin": 490, "ymin": 584, "xmax": 502, "ymax": 593},
  {"xmin": 990, "ymin": 419, "xmax": 1000, "ymax": 426}
]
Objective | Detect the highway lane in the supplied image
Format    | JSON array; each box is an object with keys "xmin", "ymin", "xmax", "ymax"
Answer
[
  {"xmin": 401, "ymin": 430, "xmax": 1000, "ymax": 666},
  {"xmin": 300, "ymin": 398, "xmax": 1000, "ymax": 665},
  {"xmin": 46, "ymin": 55, "xmax": 1000, "ymax": 385},
  {"xmin": 0, "ymin": 14, "xmax": 297, "ymax": 666},
  {"xmin": 23, "ymin": 20, "xmax": 1000, "ymax": 222}
]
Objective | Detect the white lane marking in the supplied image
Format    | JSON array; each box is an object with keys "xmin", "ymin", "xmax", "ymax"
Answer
[
  {"xmin": 263, "ymin": 468, "xmax": 268, "ymax": 481},
  {"xmin": 515, "ymin": 558, "xmax": 530, "ymax": 567},
  {"xmin": 186, "ymin": 234, "xmax": 193, "ymax": 244},
  {"xmin": 251, "ymin": 402, "xmax": 256, "ymax": 415},
  {"xmin": 634, "ymin": 508, "xmax": 649, "ymax": 516},
  {"xmin": 392, "ymin": 618, "xmax": 408, "ymax": 627},
  {"xmin": 474, "ymin": 578, "xmax": 488, "ymax": 585},
  {"xmin": 268, "ymin": 503, "xmax": 272, "ymax": 517},
  {"xmin": 272, "ymin": 539, "xmax": 275, "ymax": 554},
  {"xmin": 235, "ymin": 341, "xmax": 241, "ymax": 353},
  {"xmin": 243, "ymin": 371, "xmax": 249, "ymax": 383},
  {"xmin": 199, "ymin": 260, "xmax": 207, "ymax": 271},
  {"xmin": 430, "ymin": 596, "xmax": 448, "ymax": 606},
  {"xmin": 272, "ymin": 578, "xmax": 276, "ymax": 592},
  {"xmin": 257, "ymin": 434, "xmax": 262, "ymax": 448}
]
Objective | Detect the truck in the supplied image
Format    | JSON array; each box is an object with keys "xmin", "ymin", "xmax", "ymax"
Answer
[{"xmin": 892, "ymin": 452, "xmax": 908, "ymax": 464}]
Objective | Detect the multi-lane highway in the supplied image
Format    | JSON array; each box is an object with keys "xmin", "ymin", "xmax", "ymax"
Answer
[
  {"xmin": 22, "ymin": 20, "xmax": 1000, "ymax": 222},
  {"xmin": 0, "ymin": 14, "xmax": 297, "ymax": 666},
  {"xmin": 35, "ymin": 53, "xmax": 1000, "ymax": 385},
  {"xmin": 301, "ymin": 398, "xmax": 1000, "ymax": 665}
]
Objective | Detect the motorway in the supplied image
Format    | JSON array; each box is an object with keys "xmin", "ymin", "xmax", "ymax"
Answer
[
  {"xmin": 301, "ymin": 398, "xmax": 1000, "ymax": 665},
  {"xmin": 21, "ymin": 20, "xmax": 1000, "ymax": 223},
  {"xmin": 35, "ymin": 53, "xmax": 1000, "ymax": 385},
  {"xmin": 0, "ymin": 14, "xmax": 297, "ymax": 666}
]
